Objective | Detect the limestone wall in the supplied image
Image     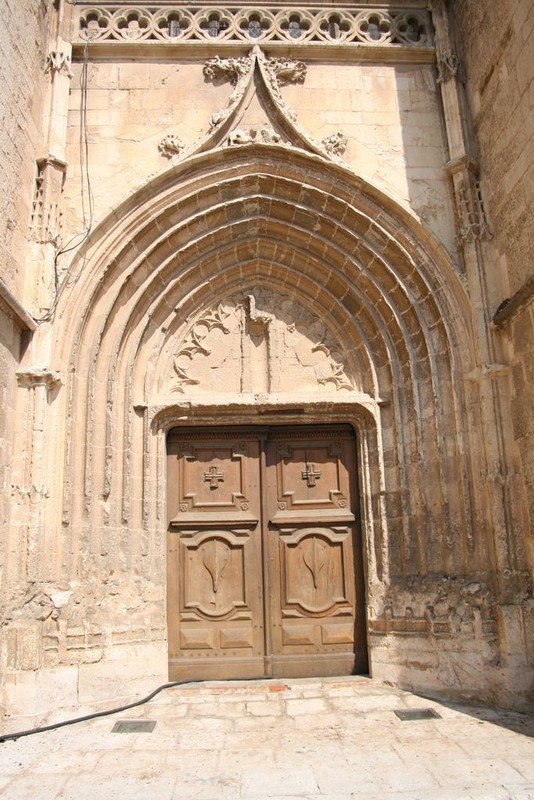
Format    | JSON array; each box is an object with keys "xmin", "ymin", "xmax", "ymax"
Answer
[
  {"xmin": 0, "ymin": 0, "xmax": 48, "ymax": 292},
  {"xmin": 0, "ymin": 0, "xmax": 48, "ymax": 705},
  {"xmin": 0, "ymin": 302, "xmax": 22, "ymax": 593},
  {"xmin": 64, "ymin": 59, "xmax": 458, "ymax": 262},
  {"xmin": 451, "ymin": 0, "xmax": 534, "ymax": 681},
  {"xmin": 451, "ymin": 0, "xmax": 532, "ymax": 296}
]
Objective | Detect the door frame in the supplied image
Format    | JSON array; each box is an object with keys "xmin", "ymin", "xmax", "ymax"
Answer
[{"xmin": 154, "ymin": 397, "xmax": 382, "ymax": 679}]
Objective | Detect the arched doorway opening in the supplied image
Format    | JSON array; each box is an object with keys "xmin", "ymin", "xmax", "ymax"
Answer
[
  {"xmin": 166, "ymin": 423, "xmax": 368, "ymax": 679},
  {"xmin": 51, "ymin": 145, "xmax": 480, "ymax": 696}
]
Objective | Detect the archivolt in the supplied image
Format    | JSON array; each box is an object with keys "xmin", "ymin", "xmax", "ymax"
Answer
[{"xmin": 52, "ymin": 146, "xmax": 482, "ymax": 585}]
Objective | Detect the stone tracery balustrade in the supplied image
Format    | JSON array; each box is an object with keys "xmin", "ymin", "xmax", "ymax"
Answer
[{"xmin": 75, "ymin": 6, "xmax": 433, "ymax": 48}]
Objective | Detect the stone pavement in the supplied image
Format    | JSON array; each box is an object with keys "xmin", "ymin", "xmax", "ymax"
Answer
[{"xmin": 0, "ymin": 677, "xmax": 533, "ymax": 800}]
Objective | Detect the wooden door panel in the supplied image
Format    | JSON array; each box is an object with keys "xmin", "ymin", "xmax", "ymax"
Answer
[
  {"xmin": 169, "ymin": 441, "xmax": 257, "ymax": 522},
  {"xmin": 180, "ymin": 530, "xmax": 252, "ymax": 620},
  {"xmin": 167, "ymin": 431, "xmax": 265, "ymax": 680},
  {"xmin": 278, "ymin": 527, "xmax": 352, "ymax": 614},
  {"xmin": 266, "ymin": 427, "xmax": 367, "ymax": 677},
  {"xmin": 270, "ymin": 438, "xmax": 354, "ymax": 524}
]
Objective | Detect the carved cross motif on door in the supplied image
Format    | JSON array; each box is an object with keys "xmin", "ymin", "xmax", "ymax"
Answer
[
  {"xmin": 302, "ymin": 462, "xmax": 321, "ymax": 487},
  {"xmin": 204, "ymin": 465, "xmax": 225, "ymax": 489}
]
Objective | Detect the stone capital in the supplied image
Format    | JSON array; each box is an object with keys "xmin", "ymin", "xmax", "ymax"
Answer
[{"xmin": 17, "ymin": 368, "xmax": 62, "ymax": 389}]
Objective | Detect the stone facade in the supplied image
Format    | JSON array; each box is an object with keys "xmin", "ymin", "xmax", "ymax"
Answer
[
  {"xmin": 0, "ymin": 0, "xmax": 532, "ymax": 717},
  {"xmin": 450, "ymin": 0, "xmax": 534, "ymax": 703},
  {"xmin": 0, "ymin": 0, "xmax": 47, "ymax": 706}
]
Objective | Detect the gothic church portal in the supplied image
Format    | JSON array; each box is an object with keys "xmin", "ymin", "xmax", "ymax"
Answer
[{"xmin": 0, "ymin": 1, "xmax": 532, "ymax": 716}]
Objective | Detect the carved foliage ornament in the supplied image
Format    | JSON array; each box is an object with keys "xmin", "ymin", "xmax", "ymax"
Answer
[
  {"xmin": 203, "ymin": 53, "xmax": 303, "ymax": 130},
  {"xmin": 158, "ymin": 135, "xmax": 185, "ymax": 159},
  {"xmin": 228, "ymin": 127, "xmax": 282, "ymax": 146},
  {"xmin": 265, "ymin": 57, "xmax": 307, "ymax": 86},
  {"xmin": 321, "ymin": 132, "xmax": 348, "ymax": 157},
  {"xmin": 204, "ymin": 51, "xmax": 345, "ymax": 159},
  {"xmin": 203, "ymin": 55, "xmax": 252, "ymax": 85},
  {"xmin": 159, "ymin": 48, "xmax": 348, "ymax": 162}
]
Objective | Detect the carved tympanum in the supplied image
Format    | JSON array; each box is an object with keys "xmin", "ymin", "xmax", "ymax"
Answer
[{"xmin": 168, "ymin": 290, "xmax": 355, "ymax": 394}]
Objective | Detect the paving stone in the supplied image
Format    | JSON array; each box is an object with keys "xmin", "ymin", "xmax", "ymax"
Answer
[
  {"xmin": 219, "ymin": 748, "xmax": 277, "ymax": 771},
  {"xmin": 62, "ymin": 773, "xmax": 176, "ymax": 800},
  {"xmin": 247, "ymin": 700, "xmax": 285, "ymax": 716},
  {"xmin": 1, "ymin": 680, "xmax": 533, "ymax": 800},
  {"xmin": 234, "ymin": 714, "xmax": 291, "ymax": 731},
  {"xmin": 291, "ymin": 713, "xmax": 341, "ymax": 731},
  {"xmin": 27, "ymin": 749, "xmax": 103, "ymax": 774},
  {"xmin": 241, "ymin": 768, "xmax": 319, "ymax": 797},
  {"xmin": 504, "ymin": 789, "xmax": 534, "ymax": 800},
  {"xmin": 1, "ymin": 773, "xmax": 68, "ymax": 800},
  {"xmin": 286, "ymin": 699, "xmax": 330, "ymax": 716},
  {"xmin": 172, "ymin": 774, "xmax": 241, "ymax": 799},
  {"xmin": 508, "ymin": 759, "xmax": 534, "ymax": 783}
]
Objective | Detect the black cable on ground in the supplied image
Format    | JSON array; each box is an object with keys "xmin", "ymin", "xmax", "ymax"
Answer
[{"xmin": 0, "ymin": 677, "xmax": 266, "ymax": 744}]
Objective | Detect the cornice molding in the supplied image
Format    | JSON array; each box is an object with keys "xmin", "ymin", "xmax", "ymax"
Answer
[
  {"xmin": 0, "ymin": 278, "xmax": 37, "ymax": 332},
  {"xmin": 492, "ymin": 276, "xmax": 534, "ymax": 330},
  {"xmin": 71, "ymin": 5, "xmax": 434, "ymax": 60}
]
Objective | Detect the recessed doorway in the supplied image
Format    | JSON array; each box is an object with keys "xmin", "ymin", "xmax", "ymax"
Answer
[{"xmin": 167, "ymin": 425, "xmax": 368, "ymax": 679}]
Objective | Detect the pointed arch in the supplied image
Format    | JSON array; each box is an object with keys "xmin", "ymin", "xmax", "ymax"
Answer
[{"xmin": 51, "ymin": 145, "xmax": 483, "ymax": 603}]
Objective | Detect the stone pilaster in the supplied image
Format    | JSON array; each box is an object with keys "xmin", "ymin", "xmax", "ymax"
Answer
[
  {"xmin": 8, "ymin": 369, "xmax": 62, "ymax": 586},
  {"xmin": 27, "ymin": 33, "xmax": 73, "ymax": 317}
]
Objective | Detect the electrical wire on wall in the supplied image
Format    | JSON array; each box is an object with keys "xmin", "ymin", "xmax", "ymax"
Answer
[{"xmin": 33, "ymin": 36, "xmax": 94, "ymax": 324}]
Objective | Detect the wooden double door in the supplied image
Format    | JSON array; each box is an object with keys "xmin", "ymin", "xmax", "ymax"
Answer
[{"xmin": 167, "ymin": 425, "xmax": 368, "ymax": 680}]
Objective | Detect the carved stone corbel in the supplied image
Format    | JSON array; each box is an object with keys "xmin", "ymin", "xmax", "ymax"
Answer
[
  {"xmin": 45, "ymin": 50, "xmax": 73, "ymax": 78},
  {"xmin": 436, "ymin": 48, "xmax": 459, "ymax": 84},
  {"xmin": 17, "ymin": 368, "xmax": 62, "ymax": 391}
]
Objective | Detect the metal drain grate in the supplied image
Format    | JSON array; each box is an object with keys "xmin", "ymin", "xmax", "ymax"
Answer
[
  {"xmin": 394, "ymin": 708, "xmax": 441, "ymax": 721},
  {"xmin": 112, "ymin": 720, "xmax": 157, "ymax": 733}
]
